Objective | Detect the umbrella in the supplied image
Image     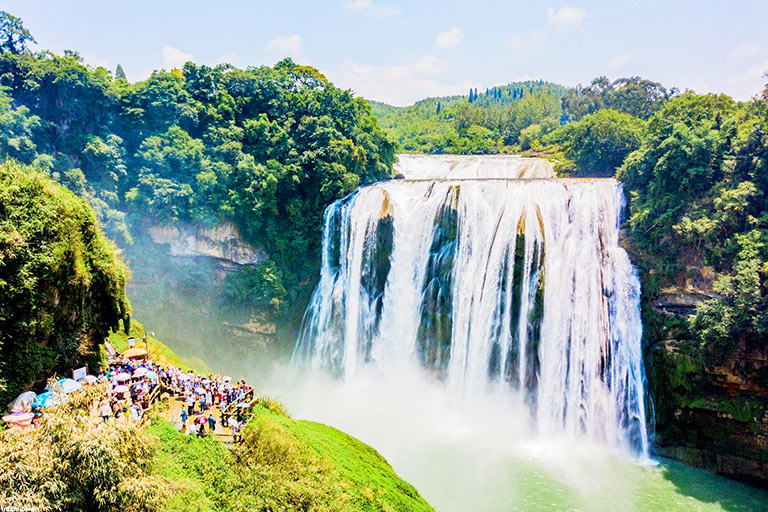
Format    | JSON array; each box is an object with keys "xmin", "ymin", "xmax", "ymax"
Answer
[
  {"xmin": 78, "ymin": 375, "xmax": 98, "ymax": 384},
  {"xmin": 133, "ymin": 368, "xmax": 147, "ymax": 377},
  {"xmin": 7, "ymin": 391, "xmax": 36, "ymax": 413},
  {"xmin": 222, "ymin": 376, "xmax": 231, "ymax": 382},
  {"xmin": 113, "ymin": 385, "xmax": 129, "ymax": 394},
  {"xmin": 194, "ymin": 388, "xmax": 204, "ymax": 394},
  {"xmin": 145, "ymin": 371, "xmax": 158, "ymax": 380},
  {"xmin": 32, "ymin": 392, "xmax": 60, "ymax": 409},
  {"xmin": 2, "ymin": 412, "xmax": 34, "ymax": 426},
  {"xmin": 193, "ymin": 416, "xmax": 206, "ymax": 425},
  {"xmin": 121, "ymin": 347, "xmax": 148, "ymax": 359},
  {"xmin": 201, "ymin": 378, "xmax": 211, "ymax": 384},
  {"xmin": 57, "ymin": 378, "xmax": 82, "ymax": 394},
  {"xmin": 175, "ymin": 374, "xmax": 190, "ymax": 381},
  {"xmin": 115, "ymin": 372, "xmax": 131, "ymax": 382},
  {"xmin": 236, "ymin": 402, "xmax": 250, "ymax": 408}
]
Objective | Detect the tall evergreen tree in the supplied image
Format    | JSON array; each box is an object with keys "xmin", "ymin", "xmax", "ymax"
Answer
[{"xmin": 115, "ymin": 63, "xmax": 126, "ymax": 80}]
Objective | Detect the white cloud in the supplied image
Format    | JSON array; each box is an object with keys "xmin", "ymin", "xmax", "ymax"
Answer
[
  {"xmin": 346, "ymin": 0, "xmax": 371, "ymax": 9},
  {"xmin": 83, "ymin": 53, "xmax": 110, "ymax": 70},
  {"xmin": 161, "ymin": 45, "xmax": 195, "ymax": 69},
  {"xmin": 726, "ymin": 57, "xmax": 768, "ymax": 100},
  {"xmin": 329, "ymin": 58, "xmax": 479, "ymax": 106},
  {"xmin": 730, "ymin": 42, "xmax": 762, "ymax": 60},
  {"xmin": 345, "ymin": 0, "xmax": 401, "ymax": 18},
  {"xmin": 216, "ymin": 53, "xmax": 242, "ymax": 67},
  {"xmin": 411, "ymin": 55, "xmax": 454, "ymax": 75},
  {"xmin": 546, "ymin": 6, "xmax": 587, "ymax": 28},
  {"xmin": 607, "ymin": 53, "xmax": 632, "ymax": 70},
  {"xmin": 502, "ymin": 31, "xmax": 547, "ymax": 52},
  {"xmin": 265, "ymin": 34, "xmax": 302, "ymax": 57},
  {"xmin": 434, "ymin": 27, "xmax": 464, "ymax": 49}
]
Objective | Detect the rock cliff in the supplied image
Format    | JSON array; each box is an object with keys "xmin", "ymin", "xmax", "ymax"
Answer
[
  {"xmin": 648, "ymin": 281, "xmax": 768, "ymax": 487},
  {"xmin": 147, "ymin": 222, "xmax": 267, "ymax": 270}
]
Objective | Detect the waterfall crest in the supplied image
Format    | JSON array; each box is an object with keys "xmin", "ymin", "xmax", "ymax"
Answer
[{"xmin": 293, "ymin": 155, "xmax": 648, "ymax": 455}]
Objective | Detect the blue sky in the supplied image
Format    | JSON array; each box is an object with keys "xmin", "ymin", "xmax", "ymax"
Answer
[{"xmin": 5, "ymin": 1, "xmax": 768, "ymax": 106}]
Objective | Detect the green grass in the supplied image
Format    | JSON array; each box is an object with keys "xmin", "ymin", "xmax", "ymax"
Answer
[
  {"xmin": 147, "ymin": 420, "xmax": 238, "ymax": 512},
  {"xmin": 145, "ymin": 406, "xmax": 434, "ymax": 512},
  {"xmin": 108, "ymin": 320, "xmax": 210, "ymax": 373},
  {"xmin": 237, "ymin": 405, "xmax": 434, "ymax": 512}
]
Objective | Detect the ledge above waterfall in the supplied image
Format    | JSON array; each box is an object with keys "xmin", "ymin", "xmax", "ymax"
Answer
[{"xmin": 394, "ymin": 154, "xmax": 556, "ymax": 180}]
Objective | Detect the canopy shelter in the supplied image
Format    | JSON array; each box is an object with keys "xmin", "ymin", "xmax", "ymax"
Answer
[
  {"xmin": 7, "ymin": 391, "xmax": 36, "ymax": 413},
  {"xmin": 121, "ymin": 347, "xmax": 147, "ymax": 359},
  {"xmin": 2, "ymin": 412, "xmax": 34, "ymax": 429},
  {"xmin": 56, "ymin": 378, "xmax": 82, "ymax": 394},
  {"xmin": 32, "ymin": 392, "xmax": 60, "ymax": 409}
]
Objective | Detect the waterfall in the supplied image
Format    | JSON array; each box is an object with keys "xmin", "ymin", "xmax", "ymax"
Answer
[{"xmin": 293, "ymin": 155, "xmax": 648, "ymax": 456}]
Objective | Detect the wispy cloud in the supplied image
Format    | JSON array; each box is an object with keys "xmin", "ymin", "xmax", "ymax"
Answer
[
  {"xmin": 345, "ymin": 0, "xmax": 402, "ymax": 18},
  {"xmin": 434, "ymin": 27, "xmax": 464, "ymax": 49},
  {"xmin": 502, "ymin": 31, "xmax": 547, "ymax": 52},
  {"xmin": 330, "ymin": 57, "xmax": 476, "ymax": 106},
  {"xmin": 161, "ymin": 45, "xmax": 195, "ymax": 69},
  {"xmin": 216, "ymin": 54, "xmax": 243, "ymax": 67},
  {"xmin": 546, "ymin": 6, "xmax": 587, "ymax": 28},
  {"xmin": 265, "ymin": 34, "xmax": 302, "ymax": 57},
  {"xmin": 730, "ymin": 42, "xmax": 763, "ymax": 60},
  {"xmin": 727, "ymin": 57, "xmax": 768, "ymax": 100},
  {"xmin": 607, "ymin": 53, "xmax": 631, "ymax": 70}
]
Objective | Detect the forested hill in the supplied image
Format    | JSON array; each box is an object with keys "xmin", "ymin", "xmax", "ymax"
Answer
[
  {"xmin": 369, "ymin": 80, "xmax": 567, "ymax": 154},
  {"xmin": 368, "ymin": 76, "xmax": 673, "ymax": 155}
]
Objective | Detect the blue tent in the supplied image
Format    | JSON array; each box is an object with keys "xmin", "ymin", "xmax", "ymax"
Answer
[
  {"xmin": 32, "ymin": 392, "xmax": 60, "ymax": 409},
  {"xmin": 57, "ymin": 378, "xmax": 82, "ymax": 394},
  {"xmin": 45, "ymin": 378, "xmax": 82, "ymax": 394}
]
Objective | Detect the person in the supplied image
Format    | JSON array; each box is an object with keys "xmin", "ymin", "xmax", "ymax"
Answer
[
  {"xmin": 186, "ymin": 393, "xmax": 194, "ymax": 416},
  {"xmin": 100, "ymin": 401, "xmax": 111, "ymax": 423},
  {"xmin": 207, "ymin": 412, "xmax": 215, "ymax": 432},
  {"xmin": 181, "ymin": 407, "xmax": 188, "ymax": 425}
]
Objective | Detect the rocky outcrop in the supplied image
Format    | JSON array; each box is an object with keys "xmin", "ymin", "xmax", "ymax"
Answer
[
  {"xmin": 147, "ymin": 222, "xmax": 267, "ymax": 269},
  {"xmin": 649, "ymin": 290, "xmax": 768, "ymax": 487}
]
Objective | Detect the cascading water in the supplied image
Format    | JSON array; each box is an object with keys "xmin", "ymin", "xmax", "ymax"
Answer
[{"xmin": 293, "ymin": 154, "xmax": 648, "ymax": 456}]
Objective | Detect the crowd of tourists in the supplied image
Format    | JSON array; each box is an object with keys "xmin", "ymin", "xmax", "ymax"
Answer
[
  {"xmin": 98, "ymin": 357, "xmax": 255, "ymax": 437},
  {"xmin": 5, "ymin": 352, "xmax": 255, "ymax": 440}
]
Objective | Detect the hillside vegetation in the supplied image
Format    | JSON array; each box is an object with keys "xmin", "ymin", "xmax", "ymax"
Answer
[
  {"xmin": 0, "ymin": 11, "xmax": 394, "ymax": 329},
  {"xmin": 0, "ymin": 160, "xmax": 129, "ymax": 404}
]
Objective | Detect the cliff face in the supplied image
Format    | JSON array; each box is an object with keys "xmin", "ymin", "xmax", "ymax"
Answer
[
  {"xmin": 124, "ymin": 222, "xmax": 284, "ymax": 380},
  {"xmin": 147, "ymin": 222, "xmax": 267, "ymax": 270},
  {"xmin": 648, "ymin": 279, "xmax": 768, "ymax": 487}
]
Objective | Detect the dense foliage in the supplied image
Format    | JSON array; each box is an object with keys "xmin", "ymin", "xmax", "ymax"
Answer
[
  {"xmin": 0, "ymin": 13, "xmax": 394, "ymax": 321},
  {"xmin": 619, "ymin": 87, "xmax": 768, "ymax": 356},
  {"xmin": 0, "ymin": 161, "xmax": 129, "ymax": 403},
  {"xmin": 370, "ymin": 81, "xmax": 567, "ymax": 153},
  {"xmin": 545, "ymin": 109, "xmax": 646, "ymax": 176},
  {"xmin": 0, "ymin": 383, "xmax": 166, "ymax": 510}
]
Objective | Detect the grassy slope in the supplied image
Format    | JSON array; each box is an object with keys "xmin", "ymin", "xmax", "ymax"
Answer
[
  {"xmin": 147, "ymin": 406, "xmax": 433, "ymax": 512},
  {"xmin": 108, "ymin": 320, "xmax": 210, "ymax": 373}
]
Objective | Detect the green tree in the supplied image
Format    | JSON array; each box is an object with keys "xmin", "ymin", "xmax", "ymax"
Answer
[
  {"xmin": 115, "ymin": 63, "xmax": 126, "ymax": 80},
  {"xmin": 0, "ymin": 11, "xmax": 35, "ymax": 54},
  {"xmin": 547, "ymin": 109, "xmax": 646, "ymax": 176}
]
